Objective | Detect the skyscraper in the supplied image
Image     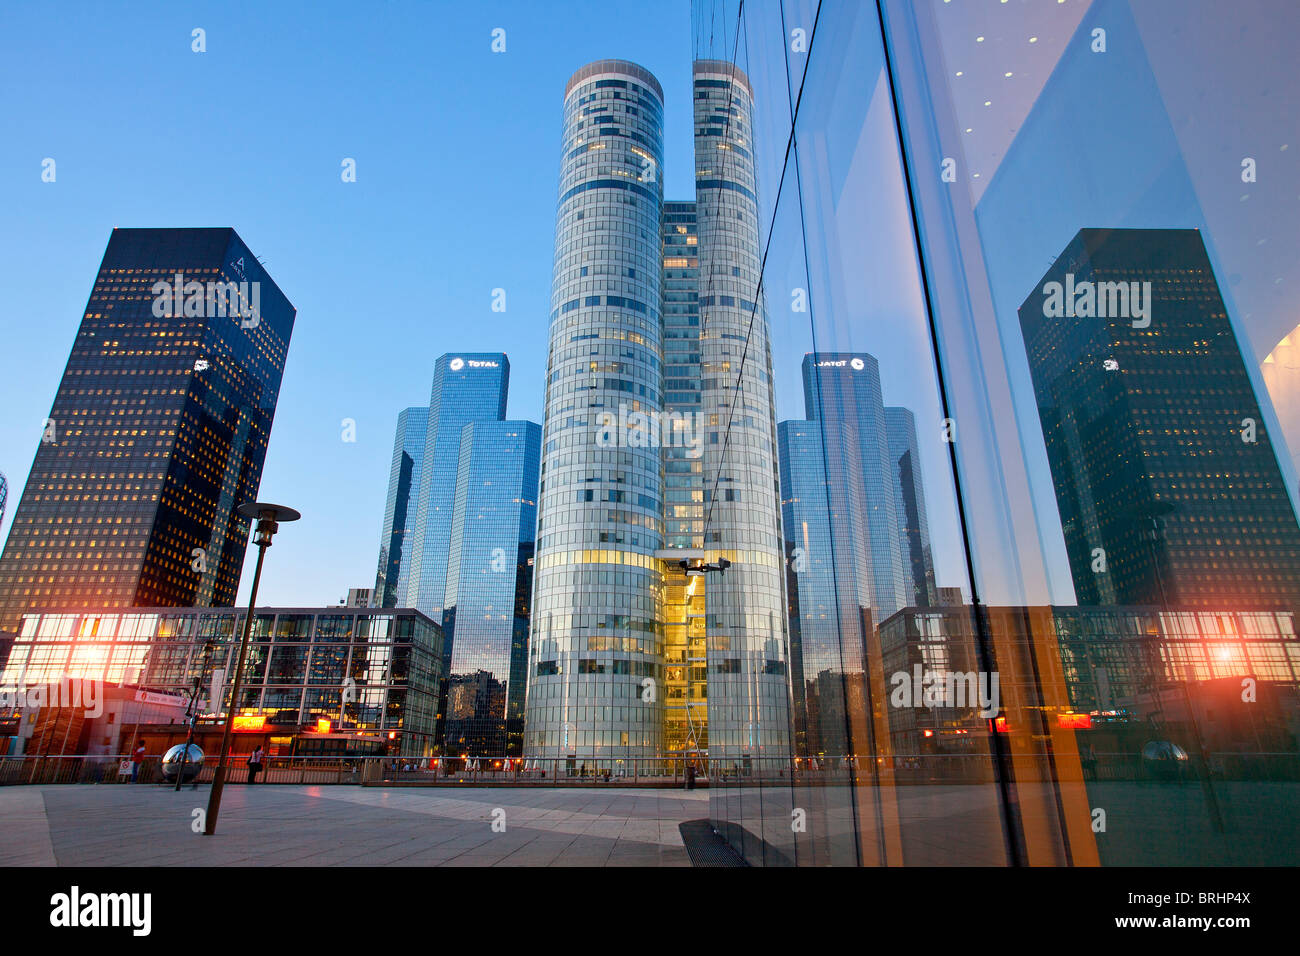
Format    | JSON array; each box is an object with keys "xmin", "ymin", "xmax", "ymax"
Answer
[
  {"xmin": 692, "ymin": 60, "xmax": 790, "ymax": 760},
  {"xmin": 885, "ymin": 406, "xmax": 937, "ymax": 607},
  {"xmin": 372, "ymin": 406, "xmax": 429, "ymax": 607},
  {"xmin": 778, "ymin": 419, "xmax": 873, "ymax": 757},
  {"xmin": 0, "ymin": 227, "xmax": 295, "ymax": 651},
  {"xmin": 441, "ymin": 419, "xmax": 540, "ymax": 756},
  {"xmin": 780, "ymin": 353, "xmax": 939, "ymax": 755},
  {"xmin": 402, "ymin": 353, "xmax": 508, "ymax": 618},
  {"xmin": 1018, "ymin": 227, "xmax": 1300, "ymax": 609},
  {"xmin": 525, "ymin": 59, "xmax": 792, "ymax": 761},
  {"xmin": 801, "ymin": 352, "xmax": 909, "ymax": 621},
  {"xmin": 527, "ymin": 60, "xmax": 667, "ymax": 758}
]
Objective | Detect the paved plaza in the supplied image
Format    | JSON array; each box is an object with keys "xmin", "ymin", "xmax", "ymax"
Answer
[
  {"xmin": 3, "ymin": 779, "xmax": 1293, "ymax": 867},
  {"xmin": 0, "ymin": 784, "xmax": 714, "ymax": 867}
]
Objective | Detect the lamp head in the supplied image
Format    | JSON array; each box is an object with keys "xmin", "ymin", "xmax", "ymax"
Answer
[{"xmin": 237, "ymin": 501, "xmax": 300, "ymax": 546}]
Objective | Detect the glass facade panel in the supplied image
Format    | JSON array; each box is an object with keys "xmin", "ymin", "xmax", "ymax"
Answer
[
  {"xmin": 442, "ymin": 420, "xmax": 539, "ymax": 756},
  {"xmin": 691, "ymin": 0, "xmax": 1300, "ymax": 866},
  {"xmin": 403, "ymin": 354, "xmax": 509, "ymax": 617},
  {"xmin": 0, "ymin": 607, "xmax": 443, "ymax": 756},
  {"xmin": 373, "ymin": 406, "xmax": 429, "ymax": 607}
]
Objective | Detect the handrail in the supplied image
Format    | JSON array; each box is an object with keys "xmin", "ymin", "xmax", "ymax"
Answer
[{"xmin": 2, "ymin": 751, "xmax": 1294, "ymax": 786}]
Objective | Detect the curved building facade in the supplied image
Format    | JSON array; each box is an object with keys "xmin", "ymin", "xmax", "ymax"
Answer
[
  {"xmin": 525, "ymin": 61, "xmax": 667, "ymax": 757},
  {"xmin": 693, "ymin": 60, "xmax": 791, "ymax": 758}
]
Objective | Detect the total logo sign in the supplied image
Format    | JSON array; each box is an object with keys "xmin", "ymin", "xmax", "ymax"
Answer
[
  {"xmin": 449, "ymin": 357, "xmax": 500, "ymax": 371},
  {"xmin": 816, "ymin": 357, "xmax": 866, "ymax": 371}
]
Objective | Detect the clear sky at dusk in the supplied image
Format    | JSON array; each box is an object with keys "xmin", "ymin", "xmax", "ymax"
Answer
[
  {"xmin": 0, "ymin": 1, "xmax": 704, "ymax": 605},
  {"xmin": 0, "ymin": 0, "xmax": 972, "ymax": 607}
]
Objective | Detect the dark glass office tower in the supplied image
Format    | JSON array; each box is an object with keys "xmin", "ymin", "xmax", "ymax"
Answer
[
  {"xmin": 0, "ymin": 227, "xmax": 295, "ymax": 652},
  {"xmin": 403, "ymin": 353, "xmax": 509, "ymax": 618},
  {"xmin": 885, "ymin": 407, "xmax": 937, "ymax": 608},
  {"xmin": 441, "ymin": 419, "xmax": 540, "ymax": 756},
  {"xmin": 802, "ymin": 353, "xmax": 908, "ymax": 620},
  {"xmin": 1018, "ymin": 228, "xmax": 1300, "ymax": 609},
  {"xmin": 373, "ymin": 406, "xmax": 429, "ymax": 607}
]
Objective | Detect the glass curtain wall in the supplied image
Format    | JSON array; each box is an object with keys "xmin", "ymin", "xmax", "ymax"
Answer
[{"xmin": 695, "ymin": 0, "xmax": 1300, "ymax": 866}]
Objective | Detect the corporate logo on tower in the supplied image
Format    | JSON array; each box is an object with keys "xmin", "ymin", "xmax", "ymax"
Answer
[
  {"xmin": 815, "ymin": 357, "xmax": 865, "ymax": 370},
  {"xmin": 449, "ymin": 357, "xmax": 499, "ymax": 371}
]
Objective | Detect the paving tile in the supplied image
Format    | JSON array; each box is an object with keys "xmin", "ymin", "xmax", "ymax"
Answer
[{"xmin": 1, "ymin": 783, "xmax": 721, "ymax": 867}]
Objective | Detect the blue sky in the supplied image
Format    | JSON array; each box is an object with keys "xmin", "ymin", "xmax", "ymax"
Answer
[
  {"xmin": 0, "ymin": 0, "xmax": 1283, "ymax": 618},
  {"xmin": 0, "ymin": 0, "xmax": 978, "ymax": 610},
  {"xmin": 0, "ymin": 1, "xmax": 710, "ymax": 605}
]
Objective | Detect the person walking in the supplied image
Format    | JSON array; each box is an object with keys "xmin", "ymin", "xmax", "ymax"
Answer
[
  {"xmin": 246, "ymin": 745, "xmax": 265, "ymax": 784},
  {"xmin": 131, "ymin": 743, "xmax": 146, "ymax": 783}
]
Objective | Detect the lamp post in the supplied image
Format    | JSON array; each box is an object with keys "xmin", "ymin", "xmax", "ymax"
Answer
[{"xmin": 203, "ymin": 502, "xmax": 300, "ymax": 836}]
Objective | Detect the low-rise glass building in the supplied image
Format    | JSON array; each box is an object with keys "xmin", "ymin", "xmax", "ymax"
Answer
[{"xmin": 0, "ymin": 606, "xmax": 442, "ymax": 757}]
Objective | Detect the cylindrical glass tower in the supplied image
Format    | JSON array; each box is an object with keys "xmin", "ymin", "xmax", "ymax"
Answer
[
  {"xmin": 525, "ymin": 60, "xmax": 667, "ymax": 759},
  {"xmin": 694, "ymin": 59, "xmax": 792, "ymax": 759}
]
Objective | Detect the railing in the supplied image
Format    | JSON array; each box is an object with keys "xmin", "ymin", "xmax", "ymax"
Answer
[
  {"xmin": 0, "ymin": 755, "xmax": 361, "ymax": 787},
  {"xmin": 3, "ymin": 751, "xmax": 1297, "ymax": 786},
  {"xmin": 0, "ymin": 754, "xmax": 779, "ymax": 786},
  {"xmin": 0, "ymin": 754, "xmax": 725, "ymax": 787}
]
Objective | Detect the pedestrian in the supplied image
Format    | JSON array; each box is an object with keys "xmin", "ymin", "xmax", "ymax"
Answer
[
  {"xmin": 246, "ymin": 745, "xmax": 265, "ymax": 784},
  {"xmin": 131, "ymin": 742, "xmax": 146, "ymax": 783}
]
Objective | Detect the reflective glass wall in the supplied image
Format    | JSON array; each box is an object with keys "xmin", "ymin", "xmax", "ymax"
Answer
[{"xmin": 695, "ymin": 0, "xmax": 1300, "ymax": 866}]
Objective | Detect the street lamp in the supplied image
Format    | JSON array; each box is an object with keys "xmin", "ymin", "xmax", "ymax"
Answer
[{"xmin": 203, "ymin": 501, "xmax": 300, "ymax": 836}]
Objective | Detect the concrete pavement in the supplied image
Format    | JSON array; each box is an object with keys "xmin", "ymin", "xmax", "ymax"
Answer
[{"xmin": 0, "ymin": 784, "xmax": 712, "ymax": 867}]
